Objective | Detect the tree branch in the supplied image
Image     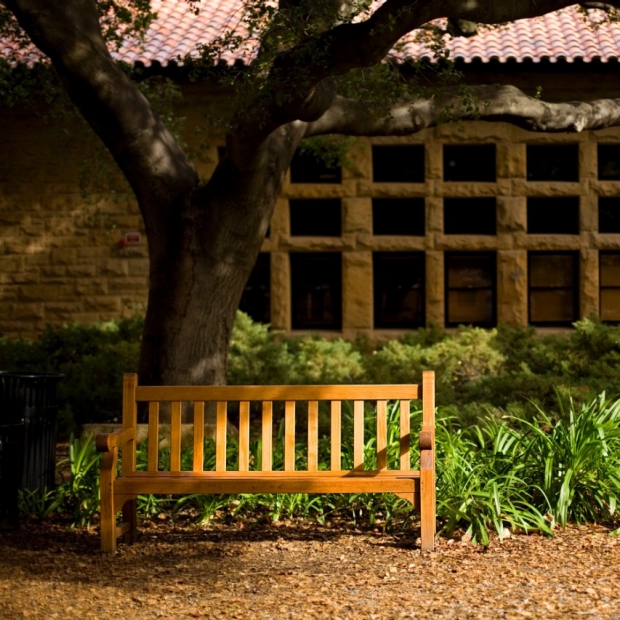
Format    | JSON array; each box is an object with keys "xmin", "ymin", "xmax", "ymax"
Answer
[
  {"xmin": 242, "ymin": 0, "xmax": 620, "ymax": 146},
  {"xmin": 304, "ymin": 85, "xmax": 620, "ymax": 137},
  {"xmin": 2, "ymin": 0, "xmax": 198, "ymax": 234}
]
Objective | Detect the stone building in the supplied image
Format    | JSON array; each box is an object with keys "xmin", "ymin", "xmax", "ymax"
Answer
[{"xmin": 2, "ymin": 4, "xmax": 620, "ymax": 338}]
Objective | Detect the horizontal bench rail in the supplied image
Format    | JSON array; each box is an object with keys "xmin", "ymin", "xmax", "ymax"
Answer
[
  {"xmin": 98, "ymin": 372, "xmax": 436, "ymax": 553},
  {"xmin": 135, "ymin": 384, "xmax": 420, "ymax": 402}
]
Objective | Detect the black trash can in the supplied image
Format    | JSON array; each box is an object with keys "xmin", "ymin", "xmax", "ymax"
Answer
[
  {"xmin": 0, "ymin": 372, "xmax": 65, "ymax": 493},
  {"xmin": 0, "ymin": 421, "xmax": 25, "ymax": 527}
]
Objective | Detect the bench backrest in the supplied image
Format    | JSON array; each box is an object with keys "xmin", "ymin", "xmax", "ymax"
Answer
[{"xmin": 120, "ymin": 371, "xmax": 435, "ymax": 475}]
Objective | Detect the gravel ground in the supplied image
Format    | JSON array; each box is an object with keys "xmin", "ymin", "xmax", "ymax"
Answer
[{"xmin": 0, "ymin": 520, "xmax": 619, "ymax": 619}]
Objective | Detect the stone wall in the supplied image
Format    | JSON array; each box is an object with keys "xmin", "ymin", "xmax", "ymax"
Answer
[{"xmin": 2, "ymin": 80, "xmax": 620, "ymax": 338}]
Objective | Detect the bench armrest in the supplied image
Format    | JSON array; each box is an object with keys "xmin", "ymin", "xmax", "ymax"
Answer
[{"xmin": 96, "ymin": 427, "xmax": 135, "ymax": 453}]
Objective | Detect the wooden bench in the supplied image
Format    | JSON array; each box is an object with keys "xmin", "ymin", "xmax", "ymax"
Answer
[{"xmin": 97, "ymin": 371, "xmax": 436, "ymax": 552}]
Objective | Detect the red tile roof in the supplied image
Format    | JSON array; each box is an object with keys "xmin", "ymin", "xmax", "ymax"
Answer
[{"xmin": 4, "ymin": 2, "xmax": 620, "ymax": 66}]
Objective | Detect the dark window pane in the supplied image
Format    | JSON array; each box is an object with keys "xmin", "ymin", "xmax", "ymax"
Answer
[
  {"xmin": 372, "ymin": 198, "xmax": 425, "ymax": 236},
  {"xmin": 290, "ymin": 199, "xmax": 341, "ymax": 236},
  {"xmin": 290, "ymin": 149, "xmax": 341, "ymax": 184},
  {"xmin": 601, "ymin": 252, "xmax": 620, "ymax": 287},
  {"xmin": 447, "ymin": 254, "xmax": 494, "ymax": 288},
  {"xmin": 599, "ymin": 197, "xmax": 620, "ymax": 233},
  {"xmin": 527, "ymin": 144, "xmax": 579, "ymax": 181},
  {"xmin": 530, "ymin": 290, "xmax": 576, "ymax": 323},
  {"xmin": 239, "ymin": 253, "xmax": 270, "ymax": 324},
  {"xmin": 598, "ymin": 145, "xmax": 620, "ymax": 180},
  {"xmin": 444, "ymin": 198, "xmax": 497, "ymax": 235},
  {"xmin": 600, "ymin": 252, "xmax": 620, "ymax": 322},
  {"xmin": 601, "ymin": 290, "xmax": 620, "ymax": 321},
  {"xmin": 291, "ymin": 253, "xmax": 342, "ymax": 330},
  {"xmin": 373, "ymin": 253, "xmax": 425, "ymax": 328},
  {"xmin": 527, "ymin": 197, "xmax": 580, "ymax": 234},
  {"xmin": 528, "ymin": 252, "xmax": 578, "ymax": 325},
  {"xmin": 443, "ymin": 144, "xmax": 496, "ymax": 182},
  {"xmin": 530, "ymin": 254, "xmax": 576, "ymax": 288},
  {"xmin": 445, "ymin": 253, "xmax": 496, "ymax": 327},
  {"xmin": 372, "ymin": 145, "xmax": 425, "ymax": 183},
  {"xmin": 447, "ymin": 290, "xmax": 494, "ymax": 324}
]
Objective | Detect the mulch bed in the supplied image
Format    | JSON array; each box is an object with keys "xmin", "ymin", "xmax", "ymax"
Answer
[{"xmin": 0, "ymin": 520, "xmax": 619, "ymax": 619}]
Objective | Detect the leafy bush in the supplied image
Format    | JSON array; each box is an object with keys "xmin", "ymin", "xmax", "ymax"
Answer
[{"xmin": 4, "ymin": 312, "xmax": 620, "ymax": 432}]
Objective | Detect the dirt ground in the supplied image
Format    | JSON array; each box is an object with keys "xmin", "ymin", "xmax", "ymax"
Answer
[{"xmin": 0, "ymin": 520, "xmax": 619, "ymax": 619}]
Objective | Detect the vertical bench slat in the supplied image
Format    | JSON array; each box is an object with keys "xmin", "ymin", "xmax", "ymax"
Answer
[
  {"xmin": 147, "ymin": 401, "xmax": 159, "ymax": 472},
  {"xmin": 376, "ymin": 400, "xmax": 387, "ymax": 471},
  {"xmin": 285, "ymin": 401, "xmax": 295, "ymax": 471},
  {"xmin": 420, "ymin": 371, "xmax": 436, "ymax": 552},
  {"xmin": 193, "ymin": 401, "xmax": 205, "ymax": 472},
  {"xmin": 170, "ymin": 401, "xmax": 182, "ymax": 472},
  {"xmin": 239, "ymin": 401, "xmax": 250, "ymax": 471},
  {"xmin": 354, "ymin": 400, "xmax": 364, "ymax": 471},
  {"xmin": 308, "ymin": 400, "xmax": 319, "ymax": 472},
  {"xmin": 330, "ymin": 401, "xmax": 341, "ymax": 471},
  {"xmin": 216, "ymin": 401, "xmax": 227, "ymax": 472},
  {"xmin": 122, "ymin": 373, "xmax": 138, "ymax": 475},
  {"xmin": 400, "ymin": 399, "xmax": 410, "ymax": 471},
  {"xmin": 262, "ymin": 401, "xmax": 273, "ymax": 472}
]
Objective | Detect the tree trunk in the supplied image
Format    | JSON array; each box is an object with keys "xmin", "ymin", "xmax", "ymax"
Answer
[{"xmin": 137, "ymin": 129, "xmax": 300, "ymax": 420}]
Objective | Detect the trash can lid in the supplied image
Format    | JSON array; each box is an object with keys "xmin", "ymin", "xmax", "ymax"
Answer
[{"xmin": 1, "ymin": 372, "xmax": 65, "ymax": 380}]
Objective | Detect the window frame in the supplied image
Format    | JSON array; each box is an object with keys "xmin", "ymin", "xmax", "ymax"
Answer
[
  {"xmin": 443, "ymin": 197, "xmax": 497, "ymax": 236},
  {"xmin": 444, "ymin": 252, "xmax": 497, "ymax": 328},
  {"xmin": 372, "ymin": 198, "xmax": 426, "ymax": 236},
  {"xmin": 443, "ymin": 144, "xmax": 497, "ymax": 182},
  {"xmin": 290, "ymin": 149, "xmax": 342, "ymax": 184},
  {"xmin": 239, "ymin": 253, "xmax": 271, "ymax": 324},
  {"xmin": 528, "ymin": 251, "xmax": 579, "ymax": 327},
  {"xmin": 373, "ymin": 252, "xmax": 426, "ymax": 329},
  {"xmin": 526, "ymin": 143, "xmax": 580, "ymax": 182},
  {"xmin": 289, "ymin": 198, "xmax": 342, "ymax": 237},
  {"xmin": 290, "ymin": 252, "xmax": 342, "ymax": 331},
  {"xmin": 600, "ymin": 251, "xmax": 620, "ymax": 323},
  {"xmin": 527, "ymin": 197, "xmax": 580, "ymax": 235},
  {"xmin": 372, "ymin": 145, "xmax": 425, "ymax": 183}
]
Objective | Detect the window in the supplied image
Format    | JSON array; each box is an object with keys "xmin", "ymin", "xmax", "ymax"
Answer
[
  {"xmin": 527, "ymin": 197, "xmax": 580, "ymax": 235},
  {"xmin": 372, "ymin": 198, "xmax": 425, "ymax": 236},
  {"xmin": 372, "ymin": 145, "xmax": 425, "ymax": 183},
  {"xmin": 599, "ymin": 197, "xmax": 620, "ymax": 233},
  {"xmin": 527, "ymin": 144, "xmax": 579, "ymax": 182},
  {"xmin": 528, "ymin": 252, "xmax": 578, "ymax": 325},
  {"xmin": 373, "ymin": 253, "xmax": 425, "ymax": 328},
  {"xmin": 290, "ymin": 149, "xmax": 341, "ymax": 184},
  {"xmin": 291, "ymin": 253, "xmax": 342, "ymax": 330},
  {"xmin": 445, "ymin": 253, "xmax": 496, "ymax": 327},
  {"xmin": 600, "ymin": 252, "xmax": 620, "ymax": 322},
  {"xmin": 239, "ymin": 253, "xmax": 270, "ymax": 324},
  {"xmin": 443, "ymin": 144, "xmax": 496, "ymax": 182},
  {"xmin": 598, "ymin": 145, "xmax": 620, "ymax": 180},
  {"xmin": 444, "ymin": 198, "xmax": 496, "ymax": 235},
  {"xmin": 290, "ymin": 199, "xmax": 341, "ymax": 236}
]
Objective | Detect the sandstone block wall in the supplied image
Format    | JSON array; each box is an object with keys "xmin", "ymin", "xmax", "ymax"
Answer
[{"xmin": 2, "ymin": 88, "xmax": 620, "ymax": 339}]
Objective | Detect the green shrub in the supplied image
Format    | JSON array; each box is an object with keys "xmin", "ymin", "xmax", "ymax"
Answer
[
  {"xmin": 0, "ymin": 317, "xmax": 142, "ymax": 430},
  {"xmin": 226, "ymin": 312, "xmax": 292, "ymax": 385}
]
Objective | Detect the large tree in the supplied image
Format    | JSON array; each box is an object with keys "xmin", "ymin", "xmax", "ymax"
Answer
[{"xmin": 2, "ymin": 0, "xmax": 620, "ymax": 392}]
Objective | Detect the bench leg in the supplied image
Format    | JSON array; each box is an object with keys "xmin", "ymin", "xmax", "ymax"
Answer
[
  {"xmin": 121, "ymin": 498, "xmax": 138, "ymax": 545},
  {"xmin": 420, "ymin": 451, "xmax": 436, "ymax": 552},
  {"xmin": 100, "ymin": 452, "xmax": 117, "ymax": 553}
]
